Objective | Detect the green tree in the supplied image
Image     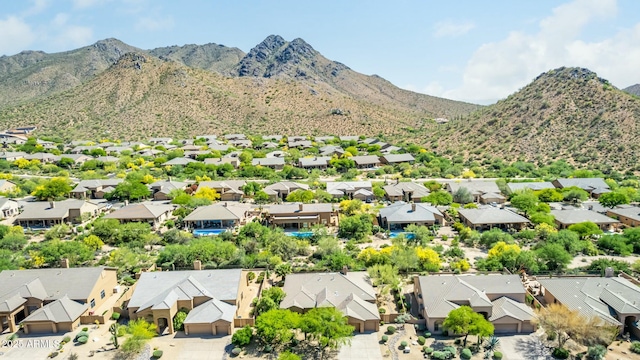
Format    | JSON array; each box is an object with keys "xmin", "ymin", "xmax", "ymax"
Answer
[
  {"xmin": 254, "ymin": 190, "xmax": 270, "ymax": 204},
  {"xmin": 107, "ymin": 181, "xmax": 150, "ymax": 201},
  {"xmin": 121, "ymin": 319, "xmax": 157, "ymax": 355},
  {"xmin": 57, "ymin": 157, "xmax": 75, "ymax": 169},
  {"xmin": 300, "ymin": 307, "xmax": 354, "ymax": 357},
  {"xmin": 598, "ymin": 191, "xmax": 629, "ymax": 208},
  {"xmin": 562, "ymin": 187, "xmax": 589, "ymax": 203},
  {"xmin": 536, "ymin": 243, "xmax": 572, "ymax": 272},
  {"xmin": 453, "ymin": 187, "xmax": 474, "ymax": 204},
  {"xmin": 567, "ymin": 222, "xmax": 603, "ymax": 239},
  {"xmin": 275, "ymin": 263, "xmax": 292, "ymax": 279},
  {"xmin": 510, "ymin": 191, "xmax": 539, "ymax": 214},
  {"xmin": 278, "ymin": 351, "xmax": 301, "ymax": 360},
  {"xmin": 255, "ymin": 309, "xmax": 301, "ymax": 346},
  {"xmin": 232, "ymin": 325, "xmax": 253, "ymax": 347},
  {"xmin": 442, "ymin": 306, "xmax": 494, "ymax": 347},
  {"xmin": 423, "ymin": 190, "xmax": 453, "ymax": 205},
  {"xmin": 82, "ymin": 234, "xmax": 104, "ymax": 251},
  {"xmin": 32, "ymin": 177, "xmax": 72, "ymax": 200},
  {"xmin": 173, "ymin": 309, "xmax": 188, "ymax": 331},
  {"xmin": 338, "ymin": 214, "xmax": 373, "ymax": 241},
  {"xmin": 535, "ymin": 188, "xmax": 564, "ymax": 202},
  {"xmin": 285, "ymin": 189, "xmax": 315, "ymax": 203}
]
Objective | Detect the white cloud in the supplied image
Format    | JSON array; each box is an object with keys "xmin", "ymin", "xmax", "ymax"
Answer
[
  {"xmin": 23, "ymin": 0, "xmax": 50, "ymax": 16},
  {"xmin": 52, "ymin": 13, "xmax": 69, "ymax": 26},
  {"xmin": 432, "ymin": 0, "xmax": 639, "ymax": 104},
  {"xmin": 72, "ymin": 0, "xmax": 110, "ymax": 8},
  {"xmin": 51, "ymin": 25, "xmax": 94, "ymax": 49},
  {"xmin": 0, "ymin": 16, "xmax": 36, "ymax": 55},
  {"xmin": 433, "ymin": 20, "xmax": 475, "ymax": 38},
  {"xmin": 135, "ymin": 16, "xmax": 174, "ymax": 31}
]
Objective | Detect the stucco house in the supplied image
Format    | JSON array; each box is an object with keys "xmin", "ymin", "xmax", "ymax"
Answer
[
  {"xmin": 378, "ymin": 202, "xmax": 445, "ymax": 230},
  {"xmin": 458, "ymin": 208, "xmax": 530, "ymax": 231},
  {"xmin": 104, "ymin": 203, "xmax": 174, "ymax": 229},
  {"xmin": 266, "ymin": 203, "xmax": 338, "ymax": 229}
]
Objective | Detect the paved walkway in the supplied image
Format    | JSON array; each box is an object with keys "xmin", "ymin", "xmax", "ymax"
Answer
[{"xmin": 338, "ymin": 333, "xmax": 383, "ymax": 360}]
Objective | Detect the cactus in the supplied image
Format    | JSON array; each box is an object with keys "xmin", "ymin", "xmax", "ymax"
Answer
[{"xmin": 109, "ymin": 323, "xmax": 119, "ymax": 349}]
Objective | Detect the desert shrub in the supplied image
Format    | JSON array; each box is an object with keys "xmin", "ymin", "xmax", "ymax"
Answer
[
  {"xmin": 493, "ymin": 351, "xmax": 503, "ymax": 359},
  {"xmin": 152, "ymin": 350, "xmax": 163, "ymax": 358},
  {"xmin": 454, "ymin": 338, "xmax": 461, "ymax": 345},
  {"xmin": 547, "ymin": 331, "xmax": 557, "ymax": 341},
  {"xmin": 381, "ymin": 335, "xmax": 388, "ymax": 343},
  {"xmin": 423, "ymin": 346, "xmax": 433, "ymax": 354},
  {"xmin": 8, "ymin": 333, "xmax": 18, "ymax": 340},
  {"xmin": 379, "ymin": 307, "xmax": 386, "ymax": 314},
  {"xmin": 552, "ymin": 348, "xmax": 569, "ymax": 359},
  {"xmin": 443, "ymin": 346, "xmax": 456, "ymax": 357},
  {"xmin": 586, "ymin": 345, "xmax": 606, "ymax": 360},
  {"xmin": 461, "ymin": 348, "xmax": 472, "ymax": 359},
  {"xmin": 74, "ymin": 331, "xmax": 89, "ymax": 341},
  {"xmin": 431, "ymin": 351, "xmax": 446, "ymax": 360},
  {"xmin": 631, "ymin": 341, "xmax": 640, "ymax": 354},
  {"xmin": 76, "ymin": 336, "xmax": 88, "ymax": 344},
  {"xmin": 111, "ymin": 312, "xmax": 121, "ymax": 320},
  {"xmin": 387, "ymin": 325, "xmax": 396, "ymax": 334},
  {"xmin": 48, "ymin": 352, "xmax": 59, "ymax": 358},
  {"xmin": 400, "ymin": 341, "xmax": 408, "ymax": 348},
  {"xmin": 417, "ymin": 336, "xmax": 425, "ymax": 345},
  {"xmin": 62, "ymin": 336, "xmax": 71, "ymax": 344},
  {"xmin": 424, "ymin": 332, "xmax": 431, "ymax": 338},
  {"xmin": 232, "ymin": 326, "xmax": 253, "ymax": 347},
  {"xmin": 231, "ymin": 347, "xmax": 242, "ymax": 356},
  {"xmin": 263, "ymin": 344, "xmax": 273, "ymax": 353},
  {"xmin": 82, "ymin": 327, "xmax": 88, "ymax": 332}
]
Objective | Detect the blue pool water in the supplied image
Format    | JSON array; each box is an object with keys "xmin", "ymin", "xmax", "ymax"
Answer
[
  {"xmin": 193, "ymin": 229, "xmax": 226, "ymax": 237},
  {"xmin": 389, "ymin": 231, "xmax": 415, "ymax": 239},
  {"xmin": 286, "ymin": 231, "xmax": 314, "ymax": 238}
]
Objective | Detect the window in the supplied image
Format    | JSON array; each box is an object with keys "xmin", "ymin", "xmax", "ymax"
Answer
[
  {"xmin": 100, "ymin": 290, "xmax": 106, "ymax": 299},
  {"xmin": 90, "ymin": 299, "xmax": 95, "ymax": 308}
]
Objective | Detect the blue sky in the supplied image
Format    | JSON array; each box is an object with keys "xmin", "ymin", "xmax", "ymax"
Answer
[{"xmin": 1, "ymin": 0, "xmax": 639, "ymax": 104}]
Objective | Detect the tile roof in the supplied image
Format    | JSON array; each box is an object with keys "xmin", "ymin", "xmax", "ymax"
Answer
[
  {"xmin": 459, "ymin": 208, "xmax": 530, "ymax": 225},
  {"xmin": 183, "ymin": 298, "xmax": 236, "ymax": 324},
  {"xmin": 553, "ymin": 178, "xmax": 609, "ymax": 191},
  {"xmin": 268, "ymin": 203, "xmax": 334, "ymax": 215},
  {"xmin": 381, "ymin": 154, "xmax": 415, "ymax": 163},
  {"xmin": 299, "ymin": 157, "xmax": 331, "ymax": 167},
  {"xmin": 379, "ymin": 201, "xmax": 443, "ymax": 223},
  {"xmin": 183, "ymin": 203, "xmax": 250, "ymax": 222},
  {"xmin": 550, "ymin": 209, "xmax": 618, "ymax": 225},
  {"xmin": 506, "ymin": 182, "xmax": 556, "ymax": 193},
  {"xmin": 104, "ymin": 203, "xmax": 174, "ymax": 220},
  {"xmin": 16, "ymin": 200, "xmax": 99, "ymax": 221},
  {"xmin": 446, "ymin": 180, "xmax": 500, "ymax": 195},
  {"xmin": 489, "ymin": 297, "xmax": 534, "ymax": 322},
  {"xmin": 606, "ymin": 206, "xmax": 640, "ymax": 222},
  {"xmin": 383, "ymin": 182, "xmax": 430, "ymax": 198},
  {"xmin": 21, "ymin": 295, "xmax": 87, "ymax": 323}
]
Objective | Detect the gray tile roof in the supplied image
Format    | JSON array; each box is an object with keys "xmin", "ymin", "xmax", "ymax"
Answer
[
  {"xmin": 550, "ymin": 209, "xmax": 618, "ymax": 226},
  {"xmin": 458, "ymin": 208, "xmax": 530, "ymax": 225},
  {"xmin": 446, "ymin": 180, "xmax": 500, "ymax": 195},
  {"xmin": 381, "ymin": 154, "xmax": 415, "ymax": 163},
  {"xmin": 299, "ymin": 157, "xmax": 331, "ymax": 167},
  {"xmin": 281, "ymin": 272, "xmax": 378, "ymax": 321},
  {"xmin": 553, "ymin": 178, "xmax": 609, "ymax": 191},
  {"xmin": 163, "ymin": 157, "xmax": 197, "ymax": 166},
  {"xmin": 326, "ymin": 181, "xmax": 372, "ymax": 195},
  {"xmin": 606, "ymin": 206, "xmax": 640, "ymax": 222},
  {"xmin": 21, "ymin": 295, "xmax": 87, "ymax": 323},
  {"xmin": 383, "ymin": 182, "xmax": 430, "ymax": 198},
  {"xmin": 0, "ymin": 267, "xmax": 113, "ymax": 302},
  {"xmin": 104, "ymin": 203, "xmax": 174, "ymax": 220},
  {"xmin": 183, "ymin": 203, "xmax": 250, "ymax": 222},
  {"xmin": 128, "ymin": 269, "xmax": 242, "ymax": 309},
  {"xmin": 183, "ymin": 298, "xmax": 236, "ymax": 324},
  {"xmin": 379, "ymin": 201, "xmax": 442, "ymax": 223},
  {"xmin": 264, "ymin": 182, "xmax": 309, "ymax": 194},
  {"xmin": 16, "ymin": 200, "xmax": 99, "ymax": 221},
  {"xmin": 538, "ymin": 277, "xmax": 640, "ymax": 325},
  {"xmin": 268, "ymin": 203, "xmax": 334, "ymax": 215},
  {"xmin": 252, "ymin": 158, "xmax": 285, "ymax": 166},
  {"xmin": 417, "ymin": 275, "xmax": 525, "ymax": 318},
  {"xmin": 489, "ymin": 297, "xmax": 534, "ymax": 322},
  {"xmin": 351, "ymin": 155, "xmax": 380, "ymax": 166}
]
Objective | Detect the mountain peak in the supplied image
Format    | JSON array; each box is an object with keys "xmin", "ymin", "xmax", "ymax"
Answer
[{"xmin": 534, "ymin": 67, "xmax": 609, "ymax": 86}]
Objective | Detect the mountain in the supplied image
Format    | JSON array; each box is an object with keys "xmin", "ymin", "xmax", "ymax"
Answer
[
  {"xmin": 623, "ymin": 84, "xmax": 640, "ymax": 97},
  {"xmin": 433, "ymin": 67, "xmax": 640, "ymax": 171},
  {"xmin": 149, "ymin": 42, "xmax": 245, "ymax": 76},
  {"xmin": 0, "ymin": 36, "xmax": 480, "ymax": 140},
  {"xmin": 0, "ymin": 38, "xmax": 140, "ymax": 107}
]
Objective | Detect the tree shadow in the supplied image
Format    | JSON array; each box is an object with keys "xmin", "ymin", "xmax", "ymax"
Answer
[{"xmin": 512, "ymin": 336, "xmax": 553, "ymax": 360}]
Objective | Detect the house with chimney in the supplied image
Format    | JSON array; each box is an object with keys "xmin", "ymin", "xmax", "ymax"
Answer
[
  {"xmin": 383, "ymin": 182, "xmax": 430, "ymax": 202},
  {"xmin": 182, "ymin": 202, "xmax": 252, "ymax": 232},
  {"xmin": 15, "ymin": 200, "xmax": 102, "ymax": 228},
  {"xmin": 103, "ymin": 203, "xmax": 175, "ymax": 230},
  {"xmin": 263, "ymin": 182, "xmax": 309, "ymax": 202},
  {"xmin": 326, "ymin": 181, "xmax": 373, "ymax": 201},
  {"xmin": 298, "ymin": 156, "xmax": 331, "ymax": 170},
  {"xmin": 266, "ymin": 203, "xmax": 338, "ymax": 229},
  {"xmin": 70, "ymin": 179, "xmax": 123, "ymax": 199},
  {"xmin": 445, "ymin": 180, "xmax": 501, "ymax": 203},
  {"xmin": 378, "ymin": 201, "xmax": 445, "ymax": 230},
  {"xmin": 458, "ymin": 208, "xmax": 530, "ymax": 231}
]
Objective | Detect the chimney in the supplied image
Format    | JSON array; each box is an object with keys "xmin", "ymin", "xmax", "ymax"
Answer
[
  {"xmin": 49, "ymin": 201, "xmax": 55, "ymax": 209},
  {"xmin": 340, "ymin": 265, "xmax": 348, "ymax": 275},
  {"xmin": 604, "ymin": 267, "xmax": 614, "ymax": 278},
  {"xmin": 193, "ymin": 260, "xmax": 202, "ymax": 271},
  {"xmin": 298, "ymin": 203, "xmax": 304, "ymax": 212},
  {"xmin": 60, "ymin": 258, "xmax": 69, "ymax": 268},
  {"xmin": 411, "ymin": 203, "xmax": 416, "ymax": 212}
]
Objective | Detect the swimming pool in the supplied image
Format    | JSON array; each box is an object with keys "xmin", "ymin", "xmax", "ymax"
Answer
[
  {"xmin": 193, "ymin": 229, "xmax": 226, "ymax": 237},
  {"xmin": 389, "ymin": 231, "xmax": 415, "ymax": 239},
  {"xmin": 285, "ymin": 231, "xmax": 314, "ymax": 238}
]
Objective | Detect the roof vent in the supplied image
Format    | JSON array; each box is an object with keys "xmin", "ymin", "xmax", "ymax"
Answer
[{"xmin": 334, "ymin": 291, "xmax": 338, "ymax": 296}]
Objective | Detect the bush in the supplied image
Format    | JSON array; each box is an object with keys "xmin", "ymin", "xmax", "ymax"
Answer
[
  {"xmin": 493, "ymin": 351, "xmax": 503, "ymax": 359},
  {"xmin": 631, "ymin": 341, "xmax": 640, "ymax": 354},
  {"xmin": 443, "ymin": 346, "xmax": 456, "ymax": 357},
  {"xmin": 424, "ymin": 332, "xmax": 431, "ymax": 338},
  {"xmin": 62, "ymin": 336, "xmax": 71, "ymax": 344},
  {"xmin": 232, "ymin": 326, "xmax": 253, "ymax": 347},
  {"xmin": 152, "ymin": 350, "xmax": 163, "ymax": 358},
  {"xmin": 48, "ymin": 352, "xmax": 59, "ymax": 358},
  {"xmin": 76, "ymin": 336, "xmax": 88, "ymax": 344},
  {"xmin": 8, "ymin": 333, "xmax": 18, "ymax": 340},
  {"xmin": 379, "ymin": 307, "xmax": 386, "ymax": 314},
  {"xmin": 461, "ymin": 348, "xmax": 472, "ymax": 359},
  {"xmin": 454, "ymin": 338, "xmax": 461, "ymax": 345},
  {"xmin": 263, "ymin": 344, "xmax": 273, "ymax": 353},
  {"xmin": 231, "ymin": 347, "xmax": 242, "ymax": 356},
  {"xmin": 387, "ymin": 325, "xmax": 396, "ymax": 334},
  {"xmin": 586, "ymin": 345, "xmax": 606, "ymax": 360},
  {"xmin": 111, "ymin": 312, "xmax": 120, "ymax": 320},
  {"xmin": 381, "ymin": 335, "xmax": 388, "ymax": 343},
  {"xmin": 423, "ymin": 346, "xmax": 433, "ymax": 354},
  {"xmin": 400, "ymin": 341, "xmax": 408, "ymax": 348},
  {"xmin": 431, "ymin": 351, "xmax": 446, "ymax": 360},
  {"xmin": 552, "ymin": 348, "xmax": 569, "ymax": 359},
  {"xmin": 74, "ymin": 331, "xmax": 89, "ymax": 341},
  {"xmin": 417, "ymin": 336, "xmax": 425, "ymax": 345},
  {"xmin": 82, "ymin": 327, "xmax": 88, "ymax": 332},
  {"xmin": 547, "ymin": 331, "xmax": 557, "ymax": 341}
]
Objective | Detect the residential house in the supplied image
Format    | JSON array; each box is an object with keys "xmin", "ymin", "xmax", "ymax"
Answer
[
  {"xmin": 314, "ymin": 136, "xmax": 336, "ymax": 143},
  {"xmin": 183, "ymin": 203, "xmax": 251, "ymax": 231},
  {"xmin": 539, "ymin": 277, "xmax": 640, "ymax": 337},
  {"xmin": 280, "ymin": 271, "xmax": 379, "ymax": 333},
  {"xmin": 298, "ymin": 156, "xmax": 331, "ymax": 170},
  {"xmin": 378, "ymin": 201, "xmax": 445, "ymax": 230},
  {"xmin": 127, "ymin": 269, "xmax": 242, "ymax": 335},
  {"xmin": 458, "ymin": 208, "xmax": 530, "ymax": 231},
  {"xmin": 339, "ymin": 136, "xmax": 359, "ymax": 142},
  {"xmin": 229, "ymin": 139, "xmax": 252, "ymax": 149},
  {"xmin": 480, "ymin": 192, "xmax": 507, "ymax": 205},
  {"xmin": 266, "ymin": 203, "xmax": 338, "ymax": 229},
  {"xmin": 263, "ymin": 135, "xmax": 283, "ymax": 142},
  {"xmin": 105, "ymin": 146, "xmax": 133, "ymax": 155},
  {"xmin": 0, "ymin": 179, "xmax": 17, "ymax": 193},
  {"xmin": 15, "ymin": 200, "xmax": 101, "ymax": 228},
  {"xmin": 103, "ymin": 203, "xmax": 174, "ymax": 229},
  {"xmin": 224, "ymin": 134, "xmax": 246, "ymax": 141},
  {"xmin": 148, "ymin": 137, "xmax": 173, "ymax": 145},
  {"xmin": 380, "ymin": 154, "xmax": 415, "ymax": 164},
  {"xmin": 383, "ymin": 182, "xmax": 430, "ymax": 202},
  {"xmin": 319, "ymin": 145, "xmax": 345, "ymax": 157},
  {"xmin": 0, "ymin": 267, "xmax": 118, "ymax": 334},
  {"xmin": 0, "ymin": 197, "xmax": 20, "ymax": 218},
  {"xmin": 0, "ymin": 151, "xmax": 27, "ymax": 161},
  {"xmin": 149, "ymin": 180, "xmax": 189, "ymax": 201},
  {"xmin": 326, "ymin": 181, "xmax": 373, "ymax": 201},
  {"xmin": 258, "ymin": 141, "xmax": 279, "ymax": 150},
  {"xmin": 606, "ymin": 205, "xmax": 640, "ymax": 227},
  {"xmin": 550, "ymin": 209, "xmax": 619, "ymax": 230},
  {"xmin": 266, "ymin": 151, "xmax": 286, "ymax": 158},
  {"xmin": 506, "ymin": 182, "xmax": 555, "ymax": 194},
  {"xmin": 288, "ymin": 140, "xmax": 313, "ymax": 149},
  {"xmin": 204, "ymin": 157, "xmax": 240, "ymax": 169},
  {"xmin": 163, "ymin": 157, "xmax": 197, "ymax": 166},
  {"xmin": 94, "ymin": 156, "xmax": 120, "ymax": 163},
  {"xmin": 70, "ymin": 179, "xmax": 123, "ymax": 199},
  {"xmin": 445, "ymin": 180, "xmax": 502, "ymax": 203},
  {"xmin": 252, "ymin": 157, "xmax": 285, "ymax": 170},
  {"xmin": 414, "ymin": 274, "xmax": 535, "ymax": 334},
  {"xmin": 263, "ymin": 182, "xmax": 309, "ymax": 202},
  {"xmin": 58, "ymin": 154, "xmax": 92, "ymax": 167},
  {"xmin": 351, "ymin": 155, "xmax": 381, "ymax": 169},
  {"xmin": 24, "ymin": 153, "xmax": 60, "ymax": 164},
  {"xmin": 197, "ymin": 180, "xmax": 246, "ymax": 201},
  {"xmin": 552, "ymin": 178, "xmax": 610, "ymax": 198}
]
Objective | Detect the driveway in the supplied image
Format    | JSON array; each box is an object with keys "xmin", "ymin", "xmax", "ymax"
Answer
[
  {"xmin": 338, "ymin": 332, "xmax": 383, "ymax": 360},
  {"xmin": 497, "ymin": 334, "xmax": 553, "ymax": 360}
]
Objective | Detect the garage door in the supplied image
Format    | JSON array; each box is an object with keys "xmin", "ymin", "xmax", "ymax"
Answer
[
  {"xmin": 364, "ymin": 320, "xmax": 379, "ymax": 332},
  {"xmin": 25, "ymin": 323, "xmax": 54, "ymax": 333},
  {"xmin": 185, "ymin": 323, "xmax": 212, "ymax": 335},
  {"xmin": 520, "ymin": 322, "xmax": 535, "ymax": 333},
  {"xmin": 494, "ymin": 324, "xmax": 519, "ymax": 334},
  {"xmin": 215, "ymin": 324, "xmax": 229, "ymax": 336}
]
